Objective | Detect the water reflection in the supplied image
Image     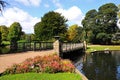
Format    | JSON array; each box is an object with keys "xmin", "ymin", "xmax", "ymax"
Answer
[{"xmin": 75, "ymin": 51, "xmax": 120, "ymax": 80}]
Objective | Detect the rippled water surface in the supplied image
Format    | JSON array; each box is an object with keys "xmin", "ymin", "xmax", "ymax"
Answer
[{"xmin": 74, "ymin": 51, "xmax": 120, "ymax": 80}]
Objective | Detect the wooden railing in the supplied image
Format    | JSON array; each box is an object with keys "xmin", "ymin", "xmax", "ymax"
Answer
[
  {"xmin": 10, "ymin": 40, "xmax": 85, "ymax": 55},
  {"xmin": 61, "ymin": 43, "xmax": 84, "ymax": 53},
  {"xmin": 17, "ymin": 41, "xmax": 53, "ymax": 52}
]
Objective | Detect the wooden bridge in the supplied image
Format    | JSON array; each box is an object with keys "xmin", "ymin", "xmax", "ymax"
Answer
[
  {"xmin": 10, "ymin": 39, "xmax": 86, "ymax": 57},
  {"xmin": 61, "ymin": 43, "xmax": 84, "ymax": 53}
]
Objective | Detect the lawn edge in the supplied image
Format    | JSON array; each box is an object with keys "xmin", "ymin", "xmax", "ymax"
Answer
[{"xmin": 75, "ymin": 68, "xmax": 88, "ymax": 80}]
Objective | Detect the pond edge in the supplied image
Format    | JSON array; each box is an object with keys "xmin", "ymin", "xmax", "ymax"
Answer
[{"xmin": 75, "ymin": 68, "xmax": 88, "ymax": 80}]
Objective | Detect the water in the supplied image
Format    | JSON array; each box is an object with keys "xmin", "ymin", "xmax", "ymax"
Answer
[{"xmin": 74, "ymin": 51, "xmax": 120, "ymax": 80}]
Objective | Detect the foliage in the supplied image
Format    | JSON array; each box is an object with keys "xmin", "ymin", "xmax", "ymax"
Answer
[
  {"xmin": 8, "ymin": 22, "xmax": 22, "ymax": 41},
  {"xmin": 82, "ymin": 3, "xmax": 119, "ymax": 44},
  {"xmin": 0, "ymin": 32, "xmax": 1, "ymax": 46},
  {"xmin": 0, "ymin": 25, "xmax": 9, "ymax": 41},
  {"xmin": 67, "ymin": 24, "xmax": 83, "ymax": 42},
  {"xmin": 0, "ymin": 73, "xmax": 82, "ymax": 80},
  {"xmin": 82, "ymin": 9, "xmax": 97, "ymax": 43},
  {"xmin": 98, "ymin": 3, "xmax": 118, "ymax": 33},
  {"xmin": 8, "ymin": 22, "xmax": 22, "ymax": 51},
  {"xmin": 3, "ymin": 54, "xmax": 75, "ymax": 75},
  {"xmin": 34, "ymin": 11, "xmax": 68, "ymax": 41},
  {"xmin": 19, "ymin": 31, "xmax": 26, "ymax": 40},
  {"xmin": 0, "ymin": 0, "xmax": 8, "ymax": 12},
  {"xmin": 96, "ymin": 33, "xmax": 111, "ymax": 44},
  {"xmin": 118, "ymin": 4, "xmax": 120, "ymax": 19}
]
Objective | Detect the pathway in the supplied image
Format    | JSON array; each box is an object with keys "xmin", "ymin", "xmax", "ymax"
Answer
[{"xmin": 0, "ymin": 50, "xmax": 54, "ymax": 73}]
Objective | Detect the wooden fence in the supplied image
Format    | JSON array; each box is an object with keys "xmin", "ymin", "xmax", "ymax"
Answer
[
  {"xmin": 15, "ymin": 41, "xmax": 53, "ymax": 52},
  {"xmin": 61, "ymin": 42, "xmax": 84, "ymax": 53}
]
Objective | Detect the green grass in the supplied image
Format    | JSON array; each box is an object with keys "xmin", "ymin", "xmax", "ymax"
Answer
[
  {"xmin": 0, "ymin": 73, "xmax": 82, "ymax": 80},
  {"xmin": 2, "ymin": 41, "xmax": 10, "ymax": 45},
  {"xmin": 86, "ymin": 45, "xmax": 120, "ymax": 53}
]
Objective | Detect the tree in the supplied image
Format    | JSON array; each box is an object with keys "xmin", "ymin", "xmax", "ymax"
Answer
[
  {"xmin": 24, "ymin": 34, "xmax": 35, "ymax": 42},
  {"xmin": 0, "ymin": 0, "xmax": 8, "ymax": 12},
  {"xmin": 96, "ymin": 33, "xmax": 111, "ymax": 44},
  {"xmin": 8, "ymin": 22, "xmax": 22, "ymax": 51},
  {"xmin": 82, "ymin": 3, "xmax": 118, "ymax": 44},
  {"xmin": 82, "ymin": 9, "xmax": 97, "ymax": 31},
  {"xmin": 34, "ymin": 11, "xmax": 67, "ymax": 41},
  {"xmin": 118, "ymin": 4, "xmax": 120, "ymax": 19},
  {"xmin": 97, "ymin": 3, "xmax": 118, "ymax": 34},
  {"xmin": 82, "ymin": 9, "xmax": 97, "ymax": 43},
  {"xmin": 74, "ymin": 26, "xmax": 84, "ymax": 42},
  {"xmin": 67, "ymin": 24, "xmax": 83, "ymax": 42},
  {"xmin": 0, "ymin": 32, "xmax": 1, "ymax": 46},
  {"xmin": 0, "ymin": 25, "xmax": 9, "ymax": 41},
  {"xmin": 68, "ymin": 24, "xmax": 78, "ymax": 42}
]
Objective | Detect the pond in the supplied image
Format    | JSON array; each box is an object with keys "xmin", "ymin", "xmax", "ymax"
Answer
[{"xmin": 74, "ymin": 51, "xmax": 120, "ymax": 80}]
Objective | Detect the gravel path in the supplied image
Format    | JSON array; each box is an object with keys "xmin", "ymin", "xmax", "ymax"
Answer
[{"xmin": 0, "ymin": 50, "xmax": 54, "ymax": 73}]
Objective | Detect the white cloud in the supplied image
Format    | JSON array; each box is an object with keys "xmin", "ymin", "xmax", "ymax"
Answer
[
  {"xmin": 15, "ymin": 0, "xmax": 41, "ymax": 6},
  {"xmin": 52, "ymin": 0, "xmax": 62, "ymax": 8},
  {"xmin": 0, "ymin": 7, "xmax": 40, "ymax": 33},
  {"xmin": 55, "ymin": 6, "xmax": 84, "ymax": 26}
]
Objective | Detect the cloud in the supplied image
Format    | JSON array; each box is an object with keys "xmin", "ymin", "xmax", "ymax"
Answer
[
  {"xmin": 15, "ymin": 0, "xmax": 41, "ymax": 6},
  {"xmin": 0, "ymin": 7, "xmax": 40, "ymax": 33},
  {"xmin": 55, "ymin": 6, "xmax": 84, "ymax": 26},
  {"xmin": 52, "ymin": 0, "xmax": 62, "ymax": 8}
]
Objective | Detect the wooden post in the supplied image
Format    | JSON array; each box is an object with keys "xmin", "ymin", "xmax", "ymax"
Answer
[
  {"xmin": 33, "ymin": 41, "xmax": 36, "ymax": 51},
  {"xmin": 53, "ymin": 36, "xmax": 62, "ymax": 57},
  {"xmin": 83, "ymin": 41, "xmax": 87, "ymax": 51}
]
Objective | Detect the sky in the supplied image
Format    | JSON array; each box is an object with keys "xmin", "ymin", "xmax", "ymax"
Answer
[{"xmin": 0, "ymin": 0, "xmax": 120, "ymax": 33}]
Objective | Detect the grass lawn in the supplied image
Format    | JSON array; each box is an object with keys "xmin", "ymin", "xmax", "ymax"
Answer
[
  {"xmin": 2, "ymin": 41, "xmax": 10, "ymax": 45},
  {"xmin": 86, "ymin": 45, "xmax": 120, "ymax": 53},
  {"xmin": 0, "ymin": 73, "xmax": 82, "ymax": 80}
]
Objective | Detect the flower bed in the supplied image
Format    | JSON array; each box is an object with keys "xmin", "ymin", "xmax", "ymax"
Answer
[{"xmin": 2, "ymin": 54, "xmax": 75, "ymax": 75}]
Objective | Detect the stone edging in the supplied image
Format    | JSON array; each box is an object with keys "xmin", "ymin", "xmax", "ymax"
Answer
[{"xmin": 75, "ymin": 68, "xmax": 88, "ymax": 80}]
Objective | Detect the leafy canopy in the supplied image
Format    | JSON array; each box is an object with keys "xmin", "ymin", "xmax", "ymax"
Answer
[
  {"xmin": 34, "ymin": 11, "xmax": 67, "ymax": 41},
  {"xmin": 82, "ymin": 3, "xmax": 118, "ymax": 44},
  {"xmin": 8, "ymin": 22, "xmax": 22, "ymax": 41},
  {"xmin": 0, "ymin": 25, "xmax": 9, "ymax": 41}
]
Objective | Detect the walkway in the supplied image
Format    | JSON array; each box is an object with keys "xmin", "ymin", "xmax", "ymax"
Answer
[{"xmin": 0, "ymin": 50, "xmax": 54, "ymax": 73}]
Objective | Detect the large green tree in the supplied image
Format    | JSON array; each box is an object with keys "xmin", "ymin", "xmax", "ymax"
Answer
[
  {"xmin": 0, "ymin": 0, "xmax": 7, "ymax": 45},
  {"xmin": 0, "ymin": 32, "xmax": 1, "ymax": 46},
  {"xmin": 8, "ymin": 22, "xmax": 22, "ymax": 51},
  {"xmin": 34, "ymin": 11, "xmax": 67, "ymax": 41},
  {"xmin": 82, "ymin": 3, "xmax": 118, "ymax": 44},
  {"xmin": 97, "ymin": 3, "xmax": 118, "ymax": 34},
  {"xmin": 82, "ymin": 9, "xmax": 97, "ymax": 43},
  {"xmin": 118, "ymin": 4, "xmax": 120, "ymax": 19},
  {"xmin": 0, "ymin": 25, "xmax": 9, "ymax": 41}
]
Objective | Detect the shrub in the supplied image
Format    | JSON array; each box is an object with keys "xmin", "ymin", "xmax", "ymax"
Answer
[
  {"xmin": 60, "ymin": 60, "xmax": 75, "ymax": 72},
  {"xmin": 3, "ymin": 54, "xmax": 75, "ymax": 75}
]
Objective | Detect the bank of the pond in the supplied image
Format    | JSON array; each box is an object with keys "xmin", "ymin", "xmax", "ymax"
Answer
[{"xmin": 86, "ymin": 45, "xmax": 120, "ymax": 53}]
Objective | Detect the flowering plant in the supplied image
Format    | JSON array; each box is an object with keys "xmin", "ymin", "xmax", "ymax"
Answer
[{"xmin": 3, "ymin": 54, "xmax": 75, "ymax": 75}]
